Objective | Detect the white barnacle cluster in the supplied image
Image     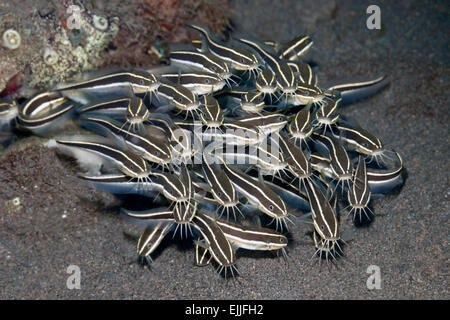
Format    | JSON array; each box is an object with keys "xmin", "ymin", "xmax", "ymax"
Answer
[
  {"xmin": 2, "ymin": 29, "xmax": 21, "ymax": 50},
  {"xmin": 0, "ymin": 23, "xmax": 404, "ymax": 277}
]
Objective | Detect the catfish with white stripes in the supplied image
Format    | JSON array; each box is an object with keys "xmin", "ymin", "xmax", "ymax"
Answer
[
  {"xmin": 347, "ymin": 156, "xmax": 373, "ymax": 222},
  {"xmin": 220, "ymin": 160, "xmax": 289, "ymax": 232},
  {"xmin": 79, "ymin": 115, "xmax": 172, "ymax": 167},
  {"xmin": 54, "ymin": 69, "xmax": 160, "ymax": 104},
  {"xmin": 192, "ymin": 210, "xmax": 238, "ymax": 278},
  {"xmin": 303, "ymin": 178, "xmax": 341, "ymax": 256},
  {"xmin": 288, "ymin": 105, "xmax": 313, "ymax": 147},
  {"xmin": 188, "ymin": 24, "xmax": 260, "ymax": 75},
  {"xmin": 235, "ymin": 35, "xmax": 297, "ymax": 97},
  {"xmin": 168, "ymin": 49, "xmax": 232, "ymax": 81},
  {"xmin": 17, "ymin": 91, "xmax": 79, "ymax": 136},
  {"xmin": 201, "ymin": 155, "xmax": 240, "ymax": 220},
  {"xmin": 255, "ymin": 69, "xmax": 278, "ymax": 101},
  {"xmin": 160, "ymin": 71, "xmax": 225, "ymax": 95},
  {"xmin": 195, "ymin": 214, "xmax": 288, "ymax": 266},
  {"xmin": 49, "ymin": 135, "xmax": 151, "ymax": 181}
]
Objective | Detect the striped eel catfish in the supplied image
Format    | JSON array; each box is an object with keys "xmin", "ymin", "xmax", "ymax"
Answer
[
  {"xmin": 147, "ymin": 113, "xmax": 195, "ymax": 164},
  {"xmin": 195, "ymin": 214, "xmax": 288, "ymax": 267},
  {"xmin": 313, "ymin": 96, "xmax": 342, "ymax": 134},
  {"xmin": 303, "ymin": 178, "xmax": 341, "ymax": 258},
  {"xmin": 168, "ymin": 49, "xmax": 232, "ymax": 83},
  {"xmin": 79, "ymin": 115, "xmax": 172, "ymax": 167},
  {"xmin": 234, "ymin": 112, "xmax": 287, "ymax": 135},
  {"xmin": 155, "ymin": 80, "xmax": 201, "ymax": 119},
  {"xmin": 78, "ymin": 173, "xmax": 159, "ymax": 196},
  {"xmin": 50, "ymin": 135, "xmax": 151, "ymax": 181},
  {"xmin": 347, "ymin": 156, "xmax": 373, "ymax": 222},
  {"xmin": 201, "ymin": 156, "xmax": 241, "ymax": 220},
  {"xmin": 216, "ymin": 87, "xmax": 265, "ymax": 114},
  {"xmin": 77, "ymin": 97, "xmax": 132, "ymax": 114},
  {"xmin": 235, "ymin": 35, "xmax": 297, "ymax": 97},
  {"xmin": 198, "ymin": 95, "xmax": 224, "ymax": 130},
  {"xmin": 219, "ymin": 159, "xmax": 289, "ymax": 232},
  {"xmin": 312, "ymin": 132, "xmax": 353, "ymax": 192},
  {"xmin": 188, "ymin": 24, "xmax": 260, "ymax": 75},
  {"xmin": 276, "ymin": 132, "xmax": 312, "ymax": 186},
  {"xmin": 160, "ymin": 71, "xmax": 225, "ymax": 95},
  {"xmin": 124, "ymin": 96, "xmax": 149, "ymax": 134},
  {"xmin": 312, "ymin": 229, "xmax": 343, "ymax": 264},
  {"xmin": 324, "ymin": 75, "xmax": 389, "ymax": 105},
  {"xmin": 331, "ymin": 120, "xmax": 394, "ymax": 166},
  {"xmin": 212, "ymin": 142, "xmax": 287, "ymax": 179},
  {"xmin": 17, "ymin": 91, "xmax": 78, "ymax": 136},
  {"xmin": 136, "ymin": 221, "xmax": 175, "ymax": 265},
  {"xmin": 255, "ymin": 69, "xmax": 278, "ymax": 102},
  {"xmin": 54, "ymin": 69, "xmax": 160, "ymax": 104},
  {"xmin": 192, "ymin": 210, "xmax": 238, "ymax": 278},
  {"xmin": 287, "ymin": 104, "xmax": 314, "ymax": 147},
  {"xmin": 287, "ymin": 83, "xmax": 325, "ymax": 107}
]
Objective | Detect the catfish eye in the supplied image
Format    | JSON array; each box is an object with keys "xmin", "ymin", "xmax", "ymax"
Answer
[
  {"xmin": 178, "ymin": 97, "xmax": 183, "ymax": 103},
  {"xmin": 240, "ymin": 58, "xmax": 246, "ymax": 63},
  {"xmin": 154, "ymin": 151, "xmax": 159, "ymax": 156},
  {"xmin": 278, "ymin": 116, "xmax": 284, "ymax": 121},
  {"xmin": 204, "ymin": 79, "xmax": 210, "ymax": 84},
  {"xmin": 279, "ymin": 237, "xmax": 286, "ymax": 243},
  {"xmin": 320, "ymin": 225, "xmax": 325, "ymax": 231},
  {"xmin": 269, "ymin": 205, "xmax": 274, "ymax": 211},
  {"xmin": 210, "ymin": 66, "xmax": 216, "ymax": 71},
  {"xmin": 362, "ymin": 142, "xmax": 369, "ymax": 148},
  {"xmin": 140, "ymin": 79, "xmax": 145, "ymax": 85},
  {"xmin": 217, "ymin": 191, "xmax": 222, "ymax": 197},
  {"xmin": 303, "ymin": 91, "xmax": 310, "ymax": 96}
]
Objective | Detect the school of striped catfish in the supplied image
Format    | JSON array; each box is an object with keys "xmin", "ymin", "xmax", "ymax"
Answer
[{"xmin": 0, "ymin": 24, "xmax": 405, "ymax": 278}]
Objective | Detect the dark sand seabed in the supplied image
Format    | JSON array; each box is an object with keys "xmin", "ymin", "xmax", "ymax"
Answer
[{"xmin": 0, "ymin": 0, "xmax": 448, "ymax": 299}]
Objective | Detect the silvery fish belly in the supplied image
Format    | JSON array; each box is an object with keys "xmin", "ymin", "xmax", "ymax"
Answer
[{"xmin": 1, "ymin": 20, "xmax": 404, "ymax": 277}]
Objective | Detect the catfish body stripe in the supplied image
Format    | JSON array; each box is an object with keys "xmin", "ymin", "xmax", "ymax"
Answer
[
  {"xmin": 189, "ymin": 24, "xmax": 257, "ymax": 69},
  {"xmin": 214, "ymin": 219, "xmax": 287, "ymax": 250},
  {"xmin": 55, "ymin": 71, "xmax": 158, "ymax": 91},
  {"xmin": 137, "ymin": 222, "xmax": 174, "ymax": 256},
  {"xmin": 81, "ymin": 116, "xmax": 170, "ymax": 162},
  {"xmin": 161, "ymin": 72, "xmax": 222, "ymax": 84},
  {"xmin": 123, "ymin": 209, "xmax": 174, "ymax": 220},
  {"xmin": 192, "ymin": 211, "xmax": 235, "ymax": 266},
  {"xmin": 327, "ymin": 76, "xmax": 386, "ymax": 91},
  {"xmin": 312, "ymin": 133, "xmax": 351, "ymax": 176},
  {"xmin": 292, "ymin": 106, "xmax": 311, "ymax": 133},
  {"xmin": 157, "ymin": 82, "xmax": 198, "ymax": 104},
  {"xmin": 17, "ymin": 102, "xmax": 76, "ymax": 128},
  {"xmin": 349, "ymin": 156, "xmax": 370, "ymax": 206},
  {"xmin": 56, "ymin": 139, "xmax": 147, "ymax": 174},
  {"xmin": 236, "ymin": 37, "xmax": 295, "ymax": 89},
  {"xmin": 202, "ymin": 160, "xmax": 236, "ymax": 204},
  {"xmin": 169, "ymin": 51, "xmax": 230, "ymax": 73},
  {"xmin": 277, "ymin": 133, "xmax": 310, "ymax": 176},
  {"xmin": 278, "ymin": 35, "xmax": 313, "ymax": 60},
  {"xmin": 221, "ymin": 162, "xmax": 287, "ymax": 218},
  {"xmin": 303, "ymin": 178, "xmax": 338, "ymax": 239},
  {"xmin": 77, "ymin": 98, "xmax": 132, "ymax": 114}
]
